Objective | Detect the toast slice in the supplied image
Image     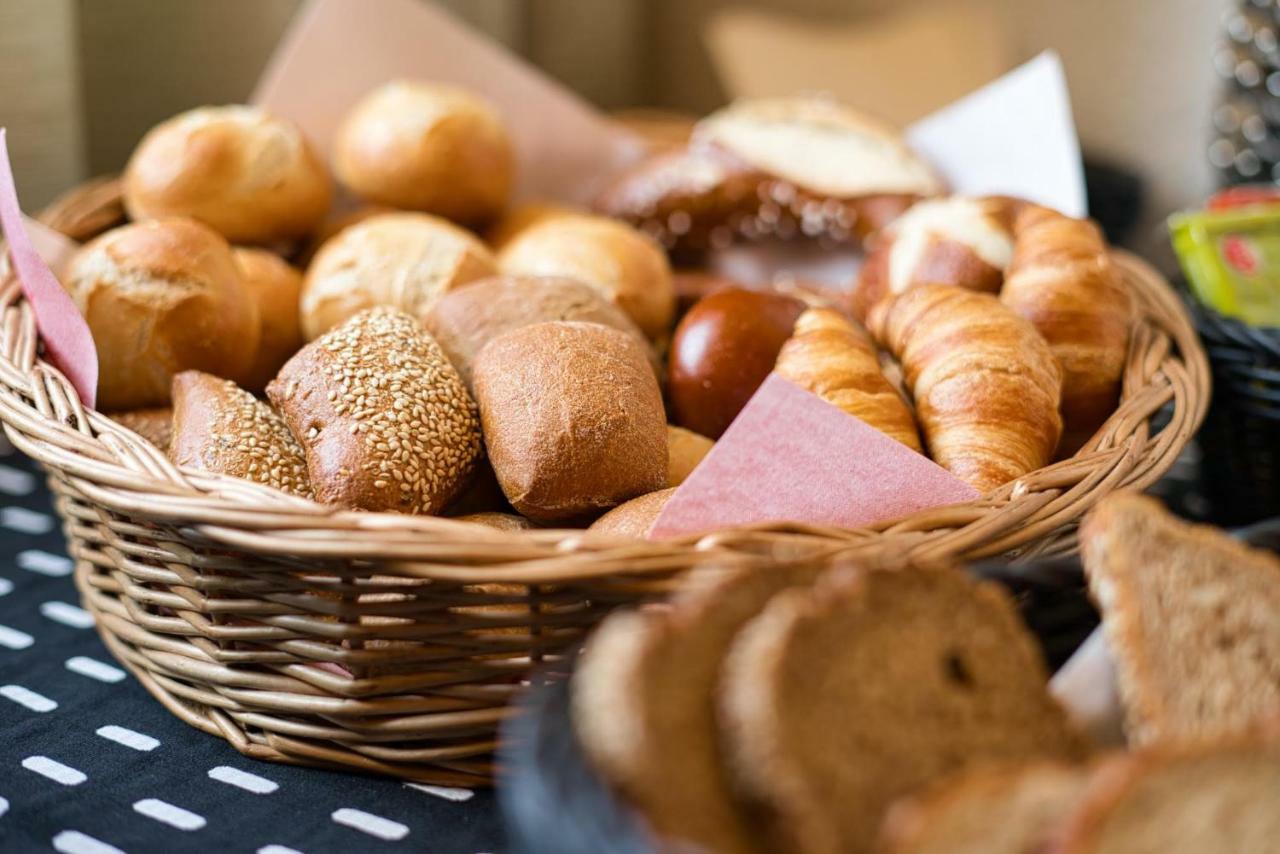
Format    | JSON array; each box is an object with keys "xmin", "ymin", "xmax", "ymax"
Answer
[
  {"xmin": 719, "ymin": 564, "xmax": 1090, "ymax": 854},
  {"xmin": 876, "ymin": 761, "xmax": 1091, "ymax": 854},
  {"xmin": 1054, "ymin": 738, "xmax": 1280, "ymax": 853},
  {"xmin": 570, "ymin": 562, "xmax": 825, "ymax": 854},
  {"xmin": 1080, "ymin": 493, "xmax": 1280, "ymax": 746}
]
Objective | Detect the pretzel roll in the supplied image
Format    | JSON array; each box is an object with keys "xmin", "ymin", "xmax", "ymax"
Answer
[
  {"xmin": 1001, "ymin": 206, "xmax": 1134, "ymax": 453},
  {"xmin": 854, "ymin": 196, "xmax": 1018, "ymax": 322},
  {"xmin": 775, "ymin": 308, "xmax": 922, "ymax": 452},
  {"xmin": 123, "ymin": 106, "xmax": 331, "ymax": 244},
  {"xmin": 872, "ymin": 285, "xmax": 1062, "ymax": 493},
  {"xmin": 300, "ymin": 212, "xmax": 497, "ymax": 340}
]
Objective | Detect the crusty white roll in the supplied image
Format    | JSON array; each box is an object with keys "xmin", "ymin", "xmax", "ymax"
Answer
[
  {"xmin": 63, "ymin": 218, "xmax": 259, "ymax": 410},
  {"xmin": 855, "ymin": 196, "xmax": 1018, "ymax": 322},
  {"xmin": 334, "ymin": 81, "xmax": 514, "ymax": 224},
  {"xmin": 300, "ymin": 212, "xmax": 497, "ymax": 340},
  {"xmin": 233, "ymin": 248, "xmax": 304, "ymax": 393},
  {"xmin": 485, "ymin": 201, "xmax": 580, "ymax": 251},
  {"xmin": 497, "ymin": 214, "xmax": 676, "ymax": 341},
  {"xmin": 123, "ymin": 106, "xmax": 331, "ymax": 245}
]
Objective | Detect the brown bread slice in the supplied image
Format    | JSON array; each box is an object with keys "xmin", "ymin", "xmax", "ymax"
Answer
[
  {"xmin": 1053, "ymin": 738, "xmax": 1280, "ymax": 853},
  {"xmin": 1080, "ymin": 493, "xmax": 1280, "ymax": 746},
  {"xmin": 571, "ymin": 562, "xmax": 826, "ymax": 854},
  {"xmin": 720, "ymin": 565, "xmax": 1090, "ymax": 854},
  {"xmin": 876, "ymin": 761, "xmax": 1091, "ymax": 854}
]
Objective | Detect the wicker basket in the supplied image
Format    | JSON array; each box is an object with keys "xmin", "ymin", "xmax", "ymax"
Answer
[{"xmin": 0, "ymin": 178, "xmax": 1208, "ymax": 785}]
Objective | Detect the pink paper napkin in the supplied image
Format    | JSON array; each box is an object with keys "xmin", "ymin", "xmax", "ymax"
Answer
[
  {"xmin": 0, "ymin": 129, "xmax": 97, "ymax": 408},
  {"xmin": 649, "ymin": 374, "xmax": 978, "ymax": 539}
]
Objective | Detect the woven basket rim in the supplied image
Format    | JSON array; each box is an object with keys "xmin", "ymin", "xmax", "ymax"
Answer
[{"xmin": 0, "ymin": 177, "xmax": 1212, "ymax": 579}]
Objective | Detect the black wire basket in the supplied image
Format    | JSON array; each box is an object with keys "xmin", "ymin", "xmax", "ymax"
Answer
[{"xmin": 1190, "ymin": 298, "xmax": 1280, "ymax": 524}]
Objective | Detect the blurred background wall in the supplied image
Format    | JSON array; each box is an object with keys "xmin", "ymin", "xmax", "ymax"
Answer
[{"xmin": 0, "ymin": 0, "xmax": 1232, "ymax": 256}]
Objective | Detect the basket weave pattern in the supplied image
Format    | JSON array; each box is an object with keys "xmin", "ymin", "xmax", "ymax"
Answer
[{"xmin": 0, "ymin": 179, "xmax": 1209, "ymax": 784}]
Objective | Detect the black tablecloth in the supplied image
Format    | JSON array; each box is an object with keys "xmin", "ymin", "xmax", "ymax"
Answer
[{"xmin": 0, "ymin": 441, "xmax": 505, "ymax": 854}]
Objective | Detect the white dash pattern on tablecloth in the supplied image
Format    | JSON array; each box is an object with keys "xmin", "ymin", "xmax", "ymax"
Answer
[
  {"xmin": 96, "ymin": 725, "xmax": 159, "ymax": 752},
  {"xmin": 405, "ymin": 782, "xmax": 474, "ymax": 802},
  {"xmin": 0, "ymin": 795, "xmax": 8, "ymax": 817},
  {"xmin": 41, "ymin": 601, "xmax": 94, "ymax": 628},
  {"xmin": 332, "ymin": 807, "xmax": 410, "ymax": 841},
  {"xmin": 19, "ymin": 549, "xmax": 72, "ymax": 576},
  {"xmin": 22, "ymin": 756, "xmax": 87, "ymax": 786},
  {"xmin": 0, "ymin": 624, "xmax": 33, "ymax": 650},
  {"xmin": 0, "ymin": 464, "xmax": 35, "ymax": 495},
  {"xmin": 2, "ymin": 507, "xmax": 54, "ymax": 534},
  {"xmin": 66, "ymin": 656, "xmax": 125, "ymax": 683},
  {"xmin": 133, "ymin": 798, "xmax": 206, "ymax": 831},
  {"xmin": 208, "ymin": 765, "xmax": 278, "ymax": 794},
  {"xmin": 0, "ymin": 577, "xmax": 13, "ymax": 596},
  {"xmin": 257, "ymin": 846, "xmax": 304, "ymax": 854},
  {"xmin": 52, "ymin": 829, "xmax": 125, "ymax": 854},
  {"xmin": 1, "ymin": 683, "xmax": 56, "ymax": 711}
]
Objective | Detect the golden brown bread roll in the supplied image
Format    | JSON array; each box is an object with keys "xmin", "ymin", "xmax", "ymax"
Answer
[
  {"xmin": 1001, "ymin": 206, "xmax": 1134, "ymax": 454},
  {"xmin": 497, "ymin": 214, "xmax": 676, "ymax": 341},
  {"xmin": 473, "ymin": 321, "xmax": 667, "ymax": 523},
  {"xmin": 300, "ymin": 212, "xmax": 497, "ymax": 340},
  {"xmin": 108, "ymin": 407, "xmax": 173, "ymax": 453},
  {"xmin": 666, "ymin": 426, "xmax": 714, "ymax": 487},
  {"xmin": 267, "ymin": 307, "xmax": 481, "ymax": 514},
  {"xmin": 170, "ymin": 371, "xmax": 312, "ymax": 498},
  {"xmin": 589, "ymin": 488, "xmax": 676, "ymax": 538},
  {"xmin": 334, "ymin": 81, "xmax": 514, "ymax": 224},
  {"xmin": 455, "ymin": 512, "xmax": 533, "ymax": 531},
  {"xmin": 871, "ymin": 285, "xmax": 1062, "ymax": 493},
  {"xmin": 423, "ymin": 275, "xmax": 653, "ymax": 390},
  {"xmin": 485, "ymin": 201, "xmax": 579, "ymax": 251},
  {"xmin": 63, "ymin": 218, "xmax": 259, "ymax": 410},
  {"xmin": 775, "ymin": 307, "xmax": 922, "ymax": 452},
  {"xmin": 855, "ymin": 195, "xmax": 1017, "ymax": 322},
  {"xmin": 233, "ymin": 248, "xmax": 304, "ymax": 393},
  {"xmin": 123, "ymin": 106, "xmax": 331, "ymax": 244}
]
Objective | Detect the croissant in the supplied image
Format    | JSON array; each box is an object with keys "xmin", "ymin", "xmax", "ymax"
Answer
[
  {"xmin": 1000, "ymin": 206, "xmax": 1133, "ymax": 453},
  {"xmin": 870, "ymin": 285, "xmax": 1063, "ymax": 492},
  {"xmin": 775, "ymin": 308, "xmax": 923, "ymax": 452}
]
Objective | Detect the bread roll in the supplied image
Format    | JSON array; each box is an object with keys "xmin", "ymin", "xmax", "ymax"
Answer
[
  {"xmin": 170, "ymin": 371, "xmax": 312, "ymax": 498},
  {"xmin": 63, "ymin": 218, "xmax": 259, "ymax": 410},
  {"xmin": 108, "ymin": 407, "xmax": 173, "ymax": 453},
  {"xmin": 497, "ymin": 214, "xmax": 675, "ymax": 341},
  {"xmin": 588, "ymin": 488, "xmax": 676, "ymax": 537},
  {"xmin": 123, "ymin": 106, "xmax": 331, "ymax": 244},
  {"xmin": 485, "ymin": 201, "xmax": 579, "ymax": 251},
  {"xmin": 267, "ymin": 307, "xmax": 481, "ymax": 514},
  {"xmin": 424, "ymin": 275, "xmax": 652, "ymax": 389},
  {"xmin": 233, "ymin": 249, "xmax": 304, "ymax": 393},
  {"xmin": 300, "ymin": 212, "xmax": 497, "ymax": 340},
  {"xmin": 666, "ymin": 425, "xmax": 713, "ymax": 487},
  {"xmin": 334, "ymin": 81, "xmax": 514, "ymax": 224},
  {"xmin": 455, "ymin": 512, "xmax": 533, "ymax": 532},
  {"xmin": 473, "ymin": 321, "xmax": 667, "ymax": 522}
]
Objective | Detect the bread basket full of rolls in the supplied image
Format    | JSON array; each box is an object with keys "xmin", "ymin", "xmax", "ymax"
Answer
[{"xmin": 0, "ymin": 37, "xmax": 1206, "ymax": 784}]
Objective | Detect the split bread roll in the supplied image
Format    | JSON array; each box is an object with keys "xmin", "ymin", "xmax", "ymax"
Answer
[
  {"xmin": 233, "ymin": 248, "xmax": 304, "ymax": 393},
  {"xmin": 63, "ymin": 218, "xmax": 259, "ymax": 410},
  {"xmin": 170, "ymin": 371, "xmax": 312, "ymax": 499},
  {"xmin": 473, "ymin": 321, "xmax": 667, "ymax": 522},
  {"xmin": 1054, "ymin": 738, "xmax": 1280, "ymax": 853},
  {"xmin": 123, "ymin": 106, "xmax": 331, "ymax": 244},
  {"xmin": 268, "ymin": 307, "xmax": 481, "ymax": 514},
  {"xmin": 334, "ymin": 81, "xmax": 514, "ymax": 224},
  {"xmin": 1080, "ymin": 492, "xmax": 1280, "ymax": 747},
  {"xmin": 497, "ymin": 214, "xmax": 676, "ymax": 341},
  {"xmin": 720, "ymin": 564, "xmax": 1090, "ymax": 854},
  {"xmin": 301, "ymin": 212, "xmax": 497, "ymax": 340},
  {"xmin": 423, "ymin": 275, "xmax": 653, "ymax": 390},
  {"xmin": 870, "ymin": 285, "xmax": 1063, "ymax": 492},
  {"xmin": 775, "ymin": 307, "xmax": 922, "ymax": 452},
  {"xmin": 1002, "ymin": 205, "xmax": 1133, "ymax": 452}
]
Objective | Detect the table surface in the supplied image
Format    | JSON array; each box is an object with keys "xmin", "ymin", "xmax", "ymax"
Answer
[{"xmin": 0, "ymin": 440, "xmax": 506, "ymax": 854}]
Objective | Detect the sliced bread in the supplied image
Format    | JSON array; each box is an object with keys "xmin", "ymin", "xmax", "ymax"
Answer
[
  {"xmin": 1081, "ymin": 492, "xmax": 1280, "ymax": 746},
  {"xmin": 571, "ymin": 562, "xmax": 826, "ymax": 853},
  {"xmin": 876, "ymin": 761, "xmax": 1091, "ymax": 854},
  {"xmin": 719, "ymin": 564, "xmax": 1090, "ymax": 854}
]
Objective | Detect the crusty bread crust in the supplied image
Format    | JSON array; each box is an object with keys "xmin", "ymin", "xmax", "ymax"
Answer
[
  {"xmin": 588, "ymin": 488, "xmax": 675, "ymax": 538},
  {"xmin": 233, "ymin": 248, "xmax": 304, "ymax": 394}
]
